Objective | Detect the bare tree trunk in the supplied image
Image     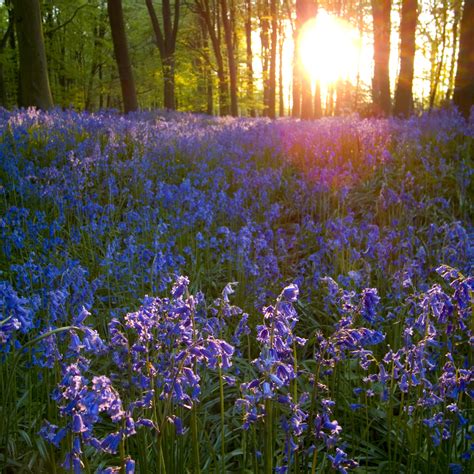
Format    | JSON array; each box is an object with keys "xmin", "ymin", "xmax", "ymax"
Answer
[
  {"xmin": 335, "ymin": 79, "xmax": 344, "ymax": 115},
  {"xmin": 354, "ymin": 5, "xmax": 364, "ymax": 111},
  {"xmin": 372, "ymin": 0, "xmax": 391, "ymax": 116},
  {"xmin": 197, "ymin": 16, "xmax": 213, "ymax": 115},
  {"xmin": 13, "ymin": 0, "xmax": 53, "ymax": 109},
  {"xmin": 294, "ymin": 0, "xmax": 317, "ymax": 119},
  {"xmin": 260, "ymin": 0, "xmax": 270, "ymax": 116},
  {"xmin": 145, "ymin": 0, "xmax": 180, "ymax": 110},
  {"xmin": 301, "ymin": 74, "xmax": 313, "ymax": 119},
  {"xmin": 195, "ymin": 0, "xmax": 229, "ymax": 115},
  {"xmin": 162, "ymin": 53, "xmax": 175, "ymax": 109},
  {"xmin": 278, "ymin": 20, "xmax": 285, "ymax": 117},
  {"xmin": 207, "ymin": 73, "xmax": 213, "ymax": 115},
  {"xmin": 292, "ymin": 55, "xmax": 301, "ymax": 117},
  {"xmin": 453, "ymin": 0, "xmax": 474, "ymax": 118},
  {"xmin": 245, "ymin": 0, "xmax": 255, "ymax": 116},
  {"xmin": 446, "ymin": 0, "xmax": 462, "ymax": 101},
  {"xmin": 429, "ymin": 3, "xmax": 447, "ymax": 109},
  {"xmin": 326, "ymin": 84, "xmax": 335, "ymax": 115},
  {"xmin": 220, "ymin": 0, "xmax": 238, "ymax": 116},
  {"xmin": 99, "ymin": 60, "xmax": 104, "ymax": 108},
  {"xmin": 313, "ymin": 80, "xmax": 322, "ymax": 118},
  {"xmin": 86, "ymin": 2, "xmax": 107, "ymax": 111},
  {"xmin": 268, "ymin": 0, "xmax": 278, "ymax": 118},
  {"xmin": 0, "ymin": 10, "xmax": 14, "ymax": 107},
  {"xmin": 107, "ymin": 0, "xmax": 138, "ymax": 113},
  {"xmin": 394, "ymin": 0, "xmax": 418, "ymax": 116}
]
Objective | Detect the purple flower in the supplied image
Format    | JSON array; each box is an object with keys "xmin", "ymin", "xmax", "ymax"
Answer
[
  {"xmin": 328, "ymin": 447, "xmax": 358, "ymax": 473},
  {"xmin": 360, "ymin": 288, "xmax": 380, "ymax": 324},
  {"xmin": 125, "ymin": 458, "xmax": 136, "ymax": 474},
  {"xmin": 171, "ymin": 276, "xmax": 190, "ymax": 299},
  {"xmin": 101, "ymin": 432, "xmax": 122, "ymax": 454},
  {"xmin": 281, "ymin": 283, "xmax": 299, "ymax": 302},
  {"xmin": 72, "ymin": 414, "xmax": 87, "ymax": 433}
]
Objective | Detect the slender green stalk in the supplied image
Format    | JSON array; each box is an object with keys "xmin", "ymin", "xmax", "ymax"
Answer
[
  {"xmin": 218, "ymin": 365, "xmax": 226, "ymax": 473},
  {"xmin": 190, "ymin": 407, "xmax": 201, "ymax": 474},
  {"xmin": 264, "ymin": 398, "xmax": 273, "ymax": 474},
  {"xmin": 292, "ymin": 342, "xmax": 300, "ymax": 474},
  {"xmin": 310, "ymin": 447, "xmax": 318, "ymax": 474}
]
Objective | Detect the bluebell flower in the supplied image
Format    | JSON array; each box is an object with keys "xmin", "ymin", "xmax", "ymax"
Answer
[
  {"xmin": 125, "ymin": 458, "xmax": 136, "ymax": 474},
  {"xmin": 101, "ymin": 432, "xmax": 122, "ymax": 454},
  {"xmin": 327, "ymin": 447, "xmax": 358, "ymax": 473},
  {"xmin": 359, "ymin": 288, "xmax": 380, "ymax": 324}
]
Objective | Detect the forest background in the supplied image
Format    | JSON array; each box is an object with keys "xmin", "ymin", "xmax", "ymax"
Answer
[{"xmin": 1, "ymin": 0, "xmax": 473, "ymax": 120}]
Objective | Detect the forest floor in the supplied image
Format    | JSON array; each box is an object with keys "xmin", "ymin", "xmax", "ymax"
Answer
[{"xmin": 0, "ymin": 108, "xmax": 473, "ymax": 473}]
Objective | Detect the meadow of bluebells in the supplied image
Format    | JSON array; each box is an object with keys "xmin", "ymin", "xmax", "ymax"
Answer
[{"xmin": 0, "ymin": 107, "xmax": 473, "ymax": 473}]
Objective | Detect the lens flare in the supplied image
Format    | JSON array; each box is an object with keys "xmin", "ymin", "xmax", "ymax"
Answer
[{"xmin": 298, "ymin": 10, "xmax": 362, "ymax": 86}]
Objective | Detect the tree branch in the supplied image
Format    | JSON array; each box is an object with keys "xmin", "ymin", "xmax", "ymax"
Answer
[
  {"xmin": 45, "ymin": 3, "xmax": 94, "ymax": 36},
  {"xmin": 145, "ymin": 0, "xmax": 165, "ymax": 55},
  {"xmin": 0, "ymin": 22, "xmax": 13, "ymax": 51}
]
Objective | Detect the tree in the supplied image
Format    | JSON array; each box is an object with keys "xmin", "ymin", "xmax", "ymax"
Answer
[
  {"xmin": 293, "ymin": 0, "xmax": 317, "ymax": 119},
  {"xmin": 107, "ymin": 0, "xmax": 138, "ymax": 113},
  {"xmin": 268, "ymin": 0, "xmax": 278, "ymax": 118},
  {"xmin": 220, "ymin": 0, "xmax": 238, "ymax": 116},
  {"xmin": 445, "ymin": 0, "xmax": 462, "ymax": 102},
  {"xmin": 146, "ymin": 0, "xmax": 180, "ymax": 110},
  {"xmin": 0, "ymin": 1, "xmax": 14, "ymax": 107},
  {"xmin": 453, "ymin": 0, "xmax": 474, "ymax": 118},
  {"xmin": 194, "ymin": 0, "xmax": 230, "ymax": 115},
  {"xmin": 371, "ymin": 0, "xmax": 391, "ymax": 116},
  {"xmin": 13, "ymin": 0, "xmax": 53, "ymax": 109},
  {"xmin": 278, "ymin": 18, "xmax": 285, "ymax": 116},
  {"xmin": 245, "ymin": 0, "xmax": 255, "ymax": 116},
  {"xmin": 394, "ymin": 0, "xmax": 418, "ymax": 116},
  {"xmin": 85, "ymin": 2, "xmax": 107, "ymax": 111},
  {"xmin": 260, "ymin": 0, "xmax": 271, "ymax": 115}
]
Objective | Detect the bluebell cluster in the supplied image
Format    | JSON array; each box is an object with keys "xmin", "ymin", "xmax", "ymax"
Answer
[{"xmin": 0, "ymin": 107, "xmax": 472, "ymax": 472}]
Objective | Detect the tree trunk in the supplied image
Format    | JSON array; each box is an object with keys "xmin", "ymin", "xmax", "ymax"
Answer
[
  {"xmin": 162, "ymin": 53, "xmax": 175, "ymax": 109},
  {"xmin": 372, "ymin": 0, "xmax": 391, "ymax": 116},
  {"xmin": 453, "ymin": 0, "xmax": 474, "ymax": 118},
  {"xmin": 245, "ymin": 0, "xmax": 255, "ymax": 116},
  {"xmin": 278, "ymin": 20, "xmax": 285, "ymax": 117},
  {"xmin": 335, "ymin": 79, "xmax": 344, "ymax": 115},
  {"xmin": 86, "ymin": 3, "xmax": 107, "ymax": 111},
  {"xmin": 195, "ymin": 0, "xmax": 229, "ymax": 115},
  {"xmin": 394, "ymin": 0, "xmax": 417, "ymax": 116},
  {"xmin": 0, "ymin": 13, "xmax": 13, "ymax": 107},
  {"xmin": 268, "ymin": 0, "xmax": 278, "ymax": 118},
  {"xmin": 429, "ymin": 4, "xmax": 448, "ymax": 110},
  {"xmin": 13, "ymin": 0, "xmax": 53, "ymax": 109},
  {"xmin": 197, "ymin": 15, "xmax": 213, "ymax": 115},
  {"xmin": 445, "ymin": 0, "xmax": 462, "ymax": 102},
  {"xmin": 313, "ymin": 80, "xmax": 322, "ymax": 118},
  {"xmin": 301, "ymin": 74, "xmax": 313, "ymax": 119},
  {"xmin": 145, "ymin": 0, "xmax": 180, "ymax": 110},
  {"xmin": 260, "ymin": 0, "xmax": 271, "ymax": 116},
  {"xmin": 107, "ymin": 0, "xmax": 138, "ymax": 113},
  {"xmin": 292, "ymin": 54, "xmax": 301, "ymax": 117},
  {"xmin": 207, "ymin": 73, "xmax": 213, "ymax": 115},
  {"xmin": 293, "ymin": 0, "xmax": 317, "ymax": 119},
  {"xmin": 0, "ymin": 61, "xmax": 5, "ymax": 108},
  {"xmin": 220, "ymin": 0, "xmax": 238, "ymax": 116}
]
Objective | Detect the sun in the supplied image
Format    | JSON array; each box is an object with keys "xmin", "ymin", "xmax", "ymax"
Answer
[{"xmin": 298, "ymin": 10, "xmax": 362, "ymax": 87}]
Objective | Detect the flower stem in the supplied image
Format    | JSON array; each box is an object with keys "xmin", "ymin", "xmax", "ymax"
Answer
[
  {"xmin": 218, "ymin": 364, "xmax": 226, "ymax": 473},
  {"xmin": 264, "ymin": 398, "xmax": 273, "ymax": 474}
]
